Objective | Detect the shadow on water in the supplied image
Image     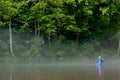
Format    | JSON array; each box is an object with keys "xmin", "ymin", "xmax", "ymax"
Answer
[{"xmin": 0, "ymin": 61, "xmax": 120, "ymax": 80}]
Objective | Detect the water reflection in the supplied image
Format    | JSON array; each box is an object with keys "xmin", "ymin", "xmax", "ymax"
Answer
[{"xmin": 0, "ymin": 63, "xmax": 119, "ymax": 80}]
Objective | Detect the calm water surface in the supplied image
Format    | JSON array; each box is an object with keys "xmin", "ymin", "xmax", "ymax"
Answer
[{"xmin": 0, "ymin": 63, "xmax": 119, "ymax": 80}]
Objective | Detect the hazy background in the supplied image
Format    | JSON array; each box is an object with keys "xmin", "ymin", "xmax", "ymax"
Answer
[
  {"xmin": 0, "ymin": 0, "xmax": 120, "ymax": 64},
  {"xmin": 0, "ymin": 28, "xmax": 119, "ymax": 64}
]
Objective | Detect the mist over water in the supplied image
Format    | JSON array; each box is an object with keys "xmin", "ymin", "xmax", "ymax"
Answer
[
  {"xmin": 0, "ymin": 0, "xmax": 120, "ymax": 79},
  {"xmin": 0, "ymin": 60, "xmax": 120, "ymax": 80},
  {"xmin": 0, "ymin": 28, "xmax": 118, "ymax": 64},
  {"xmin": 0, "ymin": 29, "xmax": 120, "ymax": 80}
]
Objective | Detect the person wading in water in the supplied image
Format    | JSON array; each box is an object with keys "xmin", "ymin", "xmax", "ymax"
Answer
[{"xmin": 96, "ymin": 56, "xmax": 104, "ymax": 77}]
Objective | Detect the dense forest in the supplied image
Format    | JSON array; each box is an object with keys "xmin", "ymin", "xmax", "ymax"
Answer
[{"xmin": 0, "ymin": 0, "xmax": 120, "ymax": 63}]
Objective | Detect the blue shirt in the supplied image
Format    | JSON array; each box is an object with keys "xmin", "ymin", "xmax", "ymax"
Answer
[{"xmin": 97, "ymin": 58, "xmax": 104, "ymax": 65}]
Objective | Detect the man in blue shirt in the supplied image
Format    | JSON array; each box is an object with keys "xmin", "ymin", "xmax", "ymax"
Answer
[{"xmin": 96, "ymin": 56, "xmax": 104, "ymax": 76}]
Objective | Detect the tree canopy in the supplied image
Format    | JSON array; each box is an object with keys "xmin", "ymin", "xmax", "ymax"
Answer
[{"xmin": 0, "ymin": 0, "xmax": 120, "ymax": 63}]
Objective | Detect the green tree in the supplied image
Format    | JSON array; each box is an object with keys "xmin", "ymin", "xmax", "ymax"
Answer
[{"xmin": 0, "ymin": 0, "xmax": 18, "ymax": 58}]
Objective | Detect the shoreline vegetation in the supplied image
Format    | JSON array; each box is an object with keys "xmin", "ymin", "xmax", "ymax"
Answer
[{"xmin": 0, "ymin": 0, "xmax": 120, "ymax": 64}]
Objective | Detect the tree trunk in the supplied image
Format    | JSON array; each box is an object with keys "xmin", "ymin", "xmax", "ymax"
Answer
[
  {"xmin": 9, "ymin": 18, "xmax": 14, "ymax": 57},
  {"xmin": 48, "ymin": 28, "xmax": 51, "ymax": 48},
  {"xmin": 117, "ymin": 37, "xmax": 120, "ymax": 55},
  {"xmin": 76, "ymin": 35, "xmax": 79, "ymax": 47},
  {"xmin": 35, "ymin": 22, "xmax": 41, "ymax": 40},
  {"xmin": 37, "ymin": 22, "xmax": 40, "ymax": 38},
  {"xmin": 9, "ymin": 18, "xmax": 13, "ymax": 80},
  {"xmin": 34, "ymin": 22, "xmax": 37, "ymax": 41}
]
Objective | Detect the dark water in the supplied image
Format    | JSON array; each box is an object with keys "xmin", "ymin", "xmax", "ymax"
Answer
[{"xmin": 0, "ymin": 63, "xmax": 119, "ymax": 80}]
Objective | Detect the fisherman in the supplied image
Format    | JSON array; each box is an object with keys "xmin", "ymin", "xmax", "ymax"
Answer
[{"xmin": 96, "ymin": 56, "xmax": 104, "ymax": 76}]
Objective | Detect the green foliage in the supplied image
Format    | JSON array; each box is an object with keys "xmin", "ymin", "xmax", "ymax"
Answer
[{"xmin": 0, "ymin": 0, "xmax": 120, "ymax": 63}]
